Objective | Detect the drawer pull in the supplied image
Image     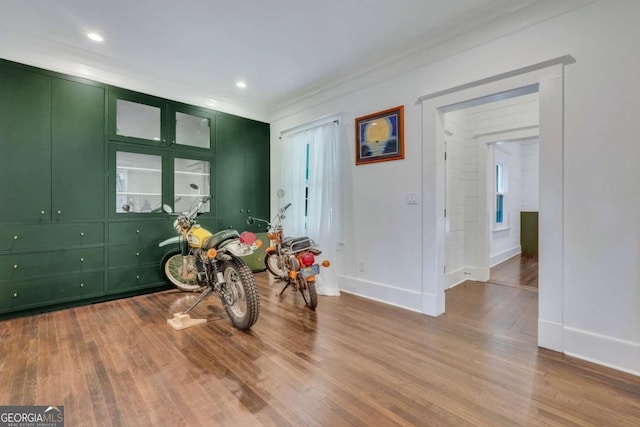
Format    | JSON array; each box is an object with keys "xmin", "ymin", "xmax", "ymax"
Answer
[
  {"xmin": 136, "ymin": 275, "xmax": 140, "ymax": 280},
  {"xmin": 41, "ymin": 210, "xmax": 45, "ymax": 215},
  {"xmin": 247, "ymin": 209, "xmax": 251, "ymax": 213},
  {"xmin": 13, "ymin": 235, "xmax": 18, "ymax": 240},
  {"xmin": 80, "ymin": 258, "xmax": 84, "ymax": 262},
  {"xmin": 13, "ymin": 293, "xmax": 18, "ymax": 298},
  {"xmin": 57, "ymin": 210, "xmax": 62, "ymax": 215},
  {"xmin": 136, "ymin": 229, "xmax": 140, "ymax": 233},
  {"xmin": 80, "ymin": 232, "xmax": 84, "ymax": 237},
  {"xmin": 136, "ymin": 252, "xmax": 140, "ymax": 256},
  {"xmin": 80, "ymin": 283, "xmax": 84, "ymax": 288},
  {"xmin": 240, "ymin": 209, "xmax": 244, "ymax": 213},
  {"xmin": 13, "ymin": 264, "xmax": 18, "ymax": 269}
]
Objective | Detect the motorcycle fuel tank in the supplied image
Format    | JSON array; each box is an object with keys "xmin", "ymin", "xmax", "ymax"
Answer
[{"xmin": 186, "ymin": 225, "xmax": 213, "ymax": 248}]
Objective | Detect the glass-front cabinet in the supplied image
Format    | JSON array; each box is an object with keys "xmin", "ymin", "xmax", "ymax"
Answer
[
  {"xmin": 115, "ymin": 151, "xmax": 162, "ymax": 213},
  {"xmin": 174, "ymin": 158, "xmax": 210, "ymax": 213}
]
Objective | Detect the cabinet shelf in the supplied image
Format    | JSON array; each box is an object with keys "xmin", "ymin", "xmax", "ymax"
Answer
[{"xmin": 116, "ymin": 192, "xmax": 161, "ymax": 196}]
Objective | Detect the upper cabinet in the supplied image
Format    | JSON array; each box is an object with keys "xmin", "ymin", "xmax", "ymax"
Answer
[
  {"xmin": 0, "ymin": 64, "xmax": 105, "ymax": 223},
  {"xmin": 108, "ymin": 90, "xmax": 168, "ymax": 146},
  {"xmin": 108, "ymin": 89, "xmax": 215, "ymax": 152}
]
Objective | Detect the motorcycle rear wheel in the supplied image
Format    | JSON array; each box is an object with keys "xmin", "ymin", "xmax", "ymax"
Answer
[
  {"xmin": 160, "ymin": 249, "xmax": 202, "ymax": 292},
  {"xmin": 298, "ymin": 275, "xmax": 318, "ymax": 311},
  {"xmin": 220, "ymin": 257, "xmax": 260, "ymax": 330},
  {"xmin": 265, "ymin": 252, "xmax": 287, "ymax": 279}
]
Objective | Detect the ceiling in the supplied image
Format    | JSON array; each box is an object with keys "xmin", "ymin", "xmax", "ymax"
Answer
[{"xmin": 0, "ymin": 0, "xmax": 580, "ymax": 121}]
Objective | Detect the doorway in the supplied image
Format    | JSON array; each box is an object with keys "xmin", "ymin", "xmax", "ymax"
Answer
[{"xmin": 419, "ymin": 58, "xmax": 567, "ymax": 352}]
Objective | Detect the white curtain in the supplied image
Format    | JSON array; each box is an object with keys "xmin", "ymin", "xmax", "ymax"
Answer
[{"xmin": 280, "ymin": 120, "xmax": 341, "ymax": 295}]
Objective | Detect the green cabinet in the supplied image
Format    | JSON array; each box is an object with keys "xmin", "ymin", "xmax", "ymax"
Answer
[
  {"xmin": 0, "ymin": 66, "xmax": 52, "ymax": 222},
  {"xmin": 216, "ymin": 115, "xmax": 270, "ymax": 232},
  {"xmin": 0, "ymin": 65, "xmax": 105, "ymax": 223},
  {"xmin": 52, "ymin": 78, "xmax": 105, "ymax": 221},
  {"xmin": 0, "ymin": 59, "xmax": 269, "ymax": 316}
]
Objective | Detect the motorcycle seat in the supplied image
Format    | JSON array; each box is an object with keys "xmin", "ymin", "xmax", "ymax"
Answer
[{"xmin": 203, "ymin": 229, "xmax": 240, "ymax": 249}]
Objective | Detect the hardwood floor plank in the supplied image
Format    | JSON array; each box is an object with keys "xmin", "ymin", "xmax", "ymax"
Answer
[{"xmin": 0, "ymin": 272, "xmax": 638, "ymax": 426}]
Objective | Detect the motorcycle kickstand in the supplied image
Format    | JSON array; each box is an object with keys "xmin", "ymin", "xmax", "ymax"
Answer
[
  {"xmin": 276, "ymin": 279, "xmax": 292, "ymax": 297},
  {"xmin": 183, "ymin": 286, "xmax": 213, "ymax": 314}
]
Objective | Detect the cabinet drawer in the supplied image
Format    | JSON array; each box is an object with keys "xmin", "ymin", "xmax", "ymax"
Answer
[
  {"xmin": 108, "ymin": 242, "xmax": 168, "ymax": 268},
  {"xmin": 108, "ymin": 219, "xmax": 173, "ymax": 245},
  {"xmin": 0, "ymin": 271, "xmax": 104, "ymax": 312},
  {"xmin": 107, "ymin": 265, "xmax": 165, "ymax": 292},
  {"xmin": 0, "ymin": 223, "xmax": 104, "ymax": 251},
  {"xmin": 0, "ymin": 247, "xmax": 104, "ymax": 281}
]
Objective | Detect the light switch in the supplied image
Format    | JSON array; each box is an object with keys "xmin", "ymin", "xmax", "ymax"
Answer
[{"xmin": 407, "ymin": 192, "xmax": 418, "ymax": 205}]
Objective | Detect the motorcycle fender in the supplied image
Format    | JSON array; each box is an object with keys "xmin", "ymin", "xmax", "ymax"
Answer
[
  {"xmin": 220, "ymin": 239, "xmax": 253, "ymax": 257},
  {"xmin": 159, "ymin": 236, "xmax": 182, "ymax": 247},
  {"xmin": 265, "ymin": 246, "xmax": 276, "ymax": 255}
]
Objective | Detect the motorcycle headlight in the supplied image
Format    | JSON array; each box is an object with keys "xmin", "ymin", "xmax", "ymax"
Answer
[{"xmin": 173, "ymin": 219, "xmax": 179, "ymax": 229}]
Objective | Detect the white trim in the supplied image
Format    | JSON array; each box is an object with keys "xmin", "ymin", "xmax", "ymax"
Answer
[
  {"xmin": 420, "ymin": 60, "xmax": 565, "ymax": 356},
  {"xmin": 490, "ymin": 247, "xmax": 521, "ymax": 268},
  {"xmin": 279, "ymin": 113, "xmax": 341, "ymax": 137},
  {"xmin": 538, "ymin": 319, "xmax": 564, "ymax": 352},
  {"xmin": 338, "ymin": 275, "xmax": 422, "ymax": 313},
  {"xmin": 564, "ymin": 327, "xmax": 640, "ymax": 377},
  {"xmin": 416, "ymin": 55, "xmax": 573, "ymax": 103}
]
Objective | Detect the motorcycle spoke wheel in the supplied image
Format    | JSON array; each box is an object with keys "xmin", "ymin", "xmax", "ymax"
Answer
[
  {"xmin": 161, "ymin": 251, "xmax": 202, "ymax": 292},
  {"xmin": 221, "ymin": 258, "xmax": 260, "ymax": 330},
  {"xmin": 265, "ymin": 252, "xmax": 287, "ymax": 279},
  {"xmin": 298, "ymin": 276, "xmax": 318, "ymax": 311}
]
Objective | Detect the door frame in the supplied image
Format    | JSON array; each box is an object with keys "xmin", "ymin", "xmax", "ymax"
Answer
[{"xmin": 419, "ymin": 58, "xmax": 568, "ymax": 352}]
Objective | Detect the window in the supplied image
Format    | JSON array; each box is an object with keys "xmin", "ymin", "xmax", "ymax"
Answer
[{"xmin": 495, "ymin": 162, "xmax": 506, "ymax": 225}]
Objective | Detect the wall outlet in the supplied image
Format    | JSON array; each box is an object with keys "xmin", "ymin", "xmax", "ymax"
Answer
[{"xmin": 358, "ymin": 261, "xmax": 365, "ymax": 272}]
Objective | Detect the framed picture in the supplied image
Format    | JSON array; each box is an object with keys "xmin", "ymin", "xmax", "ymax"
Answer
[{"xmin": 355, "ymin": 105, "xmax": 404, "ymax": 165}]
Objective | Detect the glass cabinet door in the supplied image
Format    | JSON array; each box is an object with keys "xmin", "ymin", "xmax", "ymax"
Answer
[
  {"xmin": 174, "ymin": 158, "xmax": 210, "ymax": 213},
  {"xmin": 116, "ymin": 151, "xmax": 162, "ymax": 213},
  {"xmin": 116, "ymin": 99, "xmax": 162, "ymax": 141},
  {"xmin": 176, "ymin": 112, "xmax": 210, "ymax": 149}
]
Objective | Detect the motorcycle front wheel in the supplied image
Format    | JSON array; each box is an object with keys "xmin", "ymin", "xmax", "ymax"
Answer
[
  {"xmin": 265, "ymin": 252, "xmax": 287, "ymax": 278},
  {"xmin": 160, "ymin": 249, "xmax": 202, "ymax": 292},
  {"xmin": 220, "ymin": 257, "xmax": 260, "ymax": 330},
  {"xmin": 298, "ymin": 275, "xmax": 318, "ymax": 311}
]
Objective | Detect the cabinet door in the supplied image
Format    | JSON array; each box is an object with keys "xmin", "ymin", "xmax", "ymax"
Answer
[
  {"xmin": 0, "ymin": 65, "xmax": 52, "ymax": 222},
  {"xmin": 244, "ymin": 120, "xmax": 270, "ymax": 220},
  {"xmin": 216, "ymin": 115, "xmax": 246, "ymax": 217},
  {"xmin": 52, "ymin": 79, "xmax": 105, "ymax": 221}
]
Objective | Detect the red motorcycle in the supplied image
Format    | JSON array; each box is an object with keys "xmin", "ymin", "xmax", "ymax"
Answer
[{"xmin": 247, "ymin": 194, "xmax": 329, "ymax": 310}]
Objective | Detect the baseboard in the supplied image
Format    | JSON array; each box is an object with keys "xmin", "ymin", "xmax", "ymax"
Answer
[
  {"xmin": 490, "ymin": 246, "xmax": 521, "ymax": 267},
  {"xmin": 446, "ymin": 268, "xmax": 467, "ymax": 288},
  {"xmin": 338, "ymin": 275, "xmax": 422, "ymax": 313},
  {"xmin": 538, "ymin": 319, "xmax": 563, "ymax": 352},
  {"xmin": 564, "ymin": 327, "xmax": 640, "ymax": 377}
]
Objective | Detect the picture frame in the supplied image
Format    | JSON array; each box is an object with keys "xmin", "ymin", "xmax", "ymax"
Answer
[{"xmin": 355, "ymin": 105, "xmax": 404, "ymax": 165}]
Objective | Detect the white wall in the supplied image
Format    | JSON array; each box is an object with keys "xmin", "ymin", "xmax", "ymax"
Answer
[
  {"xmin": 491, "ymin": 143, "xmax": 523, "ymax": 265},
  {"xmin": 521, "ymin": 140, "xmax": 540, "ymax": 211},
  {"xmin": 269, "ymin": 0, "xmax": 640, "ymax": 375}
]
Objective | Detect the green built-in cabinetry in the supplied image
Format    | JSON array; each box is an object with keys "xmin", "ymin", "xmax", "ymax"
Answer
[{"xmin": 0, "ymin": 59, "xmax": 269, "ymax": 316}]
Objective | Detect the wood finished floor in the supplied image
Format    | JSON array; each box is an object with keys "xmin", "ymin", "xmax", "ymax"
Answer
[
  {"xmin": 1, "ymin": 272, "xmax": 639, "ymax": 426},
  {"xmin": 489, "ymin": 253, "xmax": 538, "ymax": 289}
]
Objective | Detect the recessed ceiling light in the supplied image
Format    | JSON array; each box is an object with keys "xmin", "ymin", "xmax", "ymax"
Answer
[
  {"xmin": 236, "ymin": 81, "xmax": 247, "ymax": 88},
  {"xmin": 87, "ymin": 33, "xmax": 103, "ymax": 42}
]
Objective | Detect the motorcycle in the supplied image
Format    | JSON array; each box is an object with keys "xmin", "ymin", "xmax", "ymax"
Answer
[
  {"xmin": 159, "ymin": 195, "xmax": 261, "ymax": 330},
  {"xmin": 247, "ymin": 191, "xmax": 330, "ymax": 311}
]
